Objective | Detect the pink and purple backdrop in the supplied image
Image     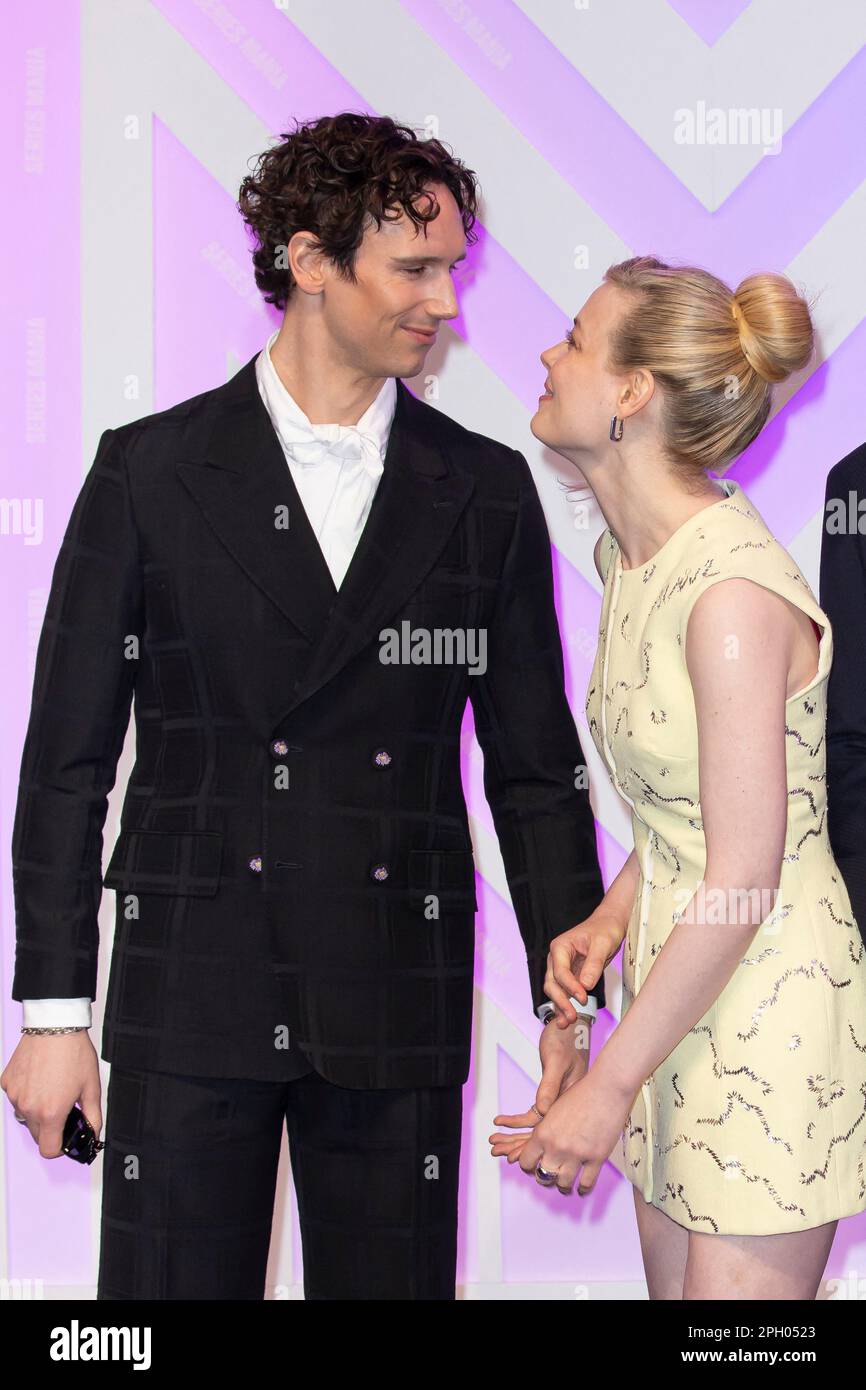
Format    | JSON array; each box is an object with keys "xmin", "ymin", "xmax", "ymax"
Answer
[{"xmin": 3, "ymin": 0, "xmax": 866, "ymax": 1297}]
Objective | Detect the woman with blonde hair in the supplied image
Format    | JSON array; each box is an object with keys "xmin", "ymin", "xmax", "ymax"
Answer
[{"xmin": 489, "ymin": 255, "xmax": 866, "ymax": 1299}]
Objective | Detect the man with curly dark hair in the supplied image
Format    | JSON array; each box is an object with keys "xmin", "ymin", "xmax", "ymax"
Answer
[{"xmin": 7, "ymin": 111, "xmax": 605, "ymax": 1300}]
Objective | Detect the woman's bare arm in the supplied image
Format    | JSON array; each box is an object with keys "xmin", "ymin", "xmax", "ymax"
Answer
[
  {"xmin": 591, "ymin": 577, "xmax": 794, "ymax": 1095},
  {"xmin": 596, "ymin": 847, "xmax": 640, "ymax": 928}
]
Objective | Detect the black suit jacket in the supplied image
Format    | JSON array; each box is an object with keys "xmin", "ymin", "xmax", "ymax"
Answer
[
  {"xmin": 820, "ymin": 441, "xmax": 866, "ymax": 948},
  {"xmin": 11, "ymin": 353, "xmax": 606, "ymax": 1087}
]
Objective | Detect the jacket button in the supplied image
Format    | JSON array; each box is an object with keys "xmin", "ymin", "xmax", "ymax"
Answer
[
  {"xmin": 248, "ymin": 855, "xmax": 262, "ymax": 874},
  {"xmin": 370, "ymin": 863, "xmax": 390, "ymax": 882},
  {"xmin": 372, "ymin": 748, "xmax": 392, "ymax": 767},
  {"xmin": 270, "ymin": 739, "xmax": 289, "ymax": 757}
]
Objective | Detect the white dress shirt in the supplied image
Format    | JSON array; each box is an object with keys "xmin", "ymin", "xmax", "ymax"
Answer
[
  {"xmin": 256, "ymin": 328, "xmax": 397, "ymax": 588},
  {"xmin": 22, "ymin": 333, "xmax": 397, "ymax": 1030}
]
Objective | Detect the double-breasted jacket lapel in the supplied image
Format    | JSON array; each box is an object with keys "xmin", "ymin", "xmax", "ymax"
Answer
[{"xmin": 176, "ymin": 354, "xmax": 476, "ymax": 719}]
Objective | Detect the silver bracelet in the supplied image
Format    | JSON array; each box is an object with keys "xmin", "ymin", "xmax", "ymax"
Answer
[{"xmin": 21, "ymin": 1025, "xmax": 88, "ymax": 1035}]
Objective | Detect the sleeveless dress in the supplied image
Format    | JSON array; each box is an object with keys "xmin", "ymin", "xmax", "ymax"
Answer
[{"xmin": 585, "ymin": 477, "xmax": 866, "ymax": 1235}]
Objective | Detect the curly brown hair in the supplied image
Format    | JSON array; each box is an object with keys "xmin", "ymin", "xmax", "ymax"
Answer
[{"xmin": 237, "ymin": 111, "xmax": 481, "ymax": 311}]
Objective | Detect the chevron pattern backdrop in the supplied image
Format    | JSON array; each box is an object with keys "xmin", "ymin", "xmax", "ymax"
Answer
[{"xmin": 3, "ymin": 0, "xmax": 866, "ymax": 1299}]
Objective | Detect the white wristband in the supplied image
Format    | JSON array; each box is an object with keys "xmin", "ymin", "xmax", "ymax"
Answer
[{"xmin": 536, "ymin": 994, "xmax": 598, "ymax": 1024}]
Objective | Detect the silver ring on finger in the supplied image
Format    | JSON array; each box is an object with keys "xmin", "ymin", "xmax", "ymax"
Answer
[{"xmin": 535, "ymin": 1163, "xmax": 559, "ymax": 1186}]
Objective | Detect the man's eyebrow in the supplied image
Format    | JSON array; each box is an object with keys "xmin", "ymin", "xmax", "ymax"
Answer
[{"xmin": 391, "ymin": 252, "xmax": 468, "ymax": 265}]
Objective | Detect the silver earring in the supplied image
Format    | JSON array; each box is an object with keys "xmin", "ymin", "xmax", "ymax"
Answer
[{"xmin": 609, "ymin": 415, "xmax": 624, "ymax": 441}]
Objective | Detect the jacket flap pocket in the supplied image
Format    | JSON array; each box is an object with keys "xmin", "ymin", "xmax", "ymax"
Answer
[
  {"xmin": 408, "ymin": 849, "xmax": 478, "ymax": 911},
  {"xmin": 103, "ymin": 830, "xmax": 223, "ymax": 897}
]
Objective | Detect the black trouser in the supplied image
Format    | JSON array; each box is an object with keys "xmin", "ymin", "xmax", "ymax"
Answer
[{"xmin": 96, "ymin": 1065, "xmax": 463, "ymax": 1300}]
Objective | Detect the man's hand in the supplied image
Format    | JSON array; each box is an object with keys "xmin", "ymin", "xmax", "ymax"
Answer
[
  {"xmin": 545, "ymin": 910, "xmax": 626, "ymax": 1024},
  {"xmin": 489, "ymin": 1015, "xmax": 593, "ymax": 1168},
  {"xmin": 1, "ymin": 1032, "xmax": 102, "ymax": 1159}
]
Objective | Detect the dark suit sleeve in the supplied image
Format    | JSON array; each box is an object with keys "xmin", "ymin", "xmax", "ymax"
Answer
[
  {"xmin": 468, "ymin": 449, "xmax": 606, "ymax": 1014},
  {"xmin": 820, "ymin": 458, "xmax": 866, "ymax": 947},
  {"xmin": 11, "ymin": 428, "xmax": 143, "ymax": 1000}
]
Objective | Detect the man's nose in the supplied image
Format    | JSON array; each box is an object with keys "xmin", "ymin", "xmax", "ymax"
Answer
[
  {"xmin": 433, "ymin": 299, "xmax": 458, "ymax": 322},
  {"xmin": 430, "ymin": 282, "xmax": 459, "ymax": 321}
]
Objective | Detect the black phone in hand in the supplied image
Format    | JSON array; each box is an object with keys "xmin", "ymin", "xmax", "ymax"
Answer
[{"xmin": 62, "ymin": 1104, "xmax": 104, "ymax": 1164}]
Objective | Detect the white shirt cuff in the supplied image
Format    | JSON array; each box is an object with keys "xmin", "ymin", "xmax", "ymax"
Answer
[{"xmin": 22, "ymin": 998, "xmax": 92, "ymax": 1029}]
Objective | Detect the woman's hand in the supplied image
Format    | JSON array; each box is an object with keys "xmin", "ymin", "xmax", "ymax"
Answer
[
  {"xmin": 489, "ymin": 1015, "xmax": 593, "ymax": 1168},
  {"xmin": 544, "ymin": 910, "xmax": 626, "ymax": 1025},
  {"xmin": 490, "ymin": 1064, "xmax": 639, "ymax": 1196}
]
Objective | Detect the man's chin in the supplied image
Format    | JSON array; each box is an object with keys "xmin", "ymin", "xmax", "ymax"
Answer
[
  {"xmin": 395, "ymin": 352, "xmax": 434, "ymax": 381},
  {"xmin": 362, "ymin": 359, "xmax": 411, "ymax": 382}
]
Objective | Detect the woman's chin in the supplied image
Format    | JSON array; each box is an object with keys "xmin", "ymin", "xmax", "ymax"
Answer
[{"xmin": 529, "ymin": 409, "xmax": 549, "ymax": 442}]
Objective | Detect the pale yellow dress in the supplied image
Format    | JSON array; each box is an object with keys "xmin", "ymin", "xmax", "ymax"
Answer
[{"xmin": 586, "ymin": 477, "xmax": 866, "ymax": 1234}]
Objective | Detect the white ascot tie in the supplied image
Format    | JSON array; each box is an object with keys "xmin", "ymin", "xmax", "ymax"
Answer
[{"xmin": 286, "ymin": 423, "xmax": 385, "ymax": 481}]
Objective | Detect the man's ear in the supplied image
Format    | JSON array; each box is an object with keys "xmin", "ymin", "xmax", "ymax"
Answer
[{"xmin": 288, "ymin": 230, "xmax": 327, "ymax": 296}]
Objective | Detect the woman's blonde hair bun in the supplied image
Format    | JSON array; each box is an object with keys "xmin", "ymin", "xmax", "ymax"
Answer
[
  {"xmin": 730, "ymin": 273, "xmax": 814, "ymax": 384},
  {"xmin": 602, "ymin": 256, "xmax": 816, "ymax": 480}
]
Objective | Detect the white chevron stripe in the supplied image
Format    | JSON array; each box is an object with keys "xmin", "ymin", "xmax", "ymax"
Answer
[
  {"xmin": 763, "ymin": 173, "xmax": 866, "ymax": 583},
  {"xmin": 788, "ymin": 507, "xmax": 827, "ymax": 592},
  {"xmin": 777, "ymin": 176, "xmax": 866, "ymax": 415},
  {"xmin": 515, "ymin": 0, "xmax": 866, "ymax": 208},
  {"xmin": 282, "ymin": 0, "xmax": 632, "ymax": 313}
]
